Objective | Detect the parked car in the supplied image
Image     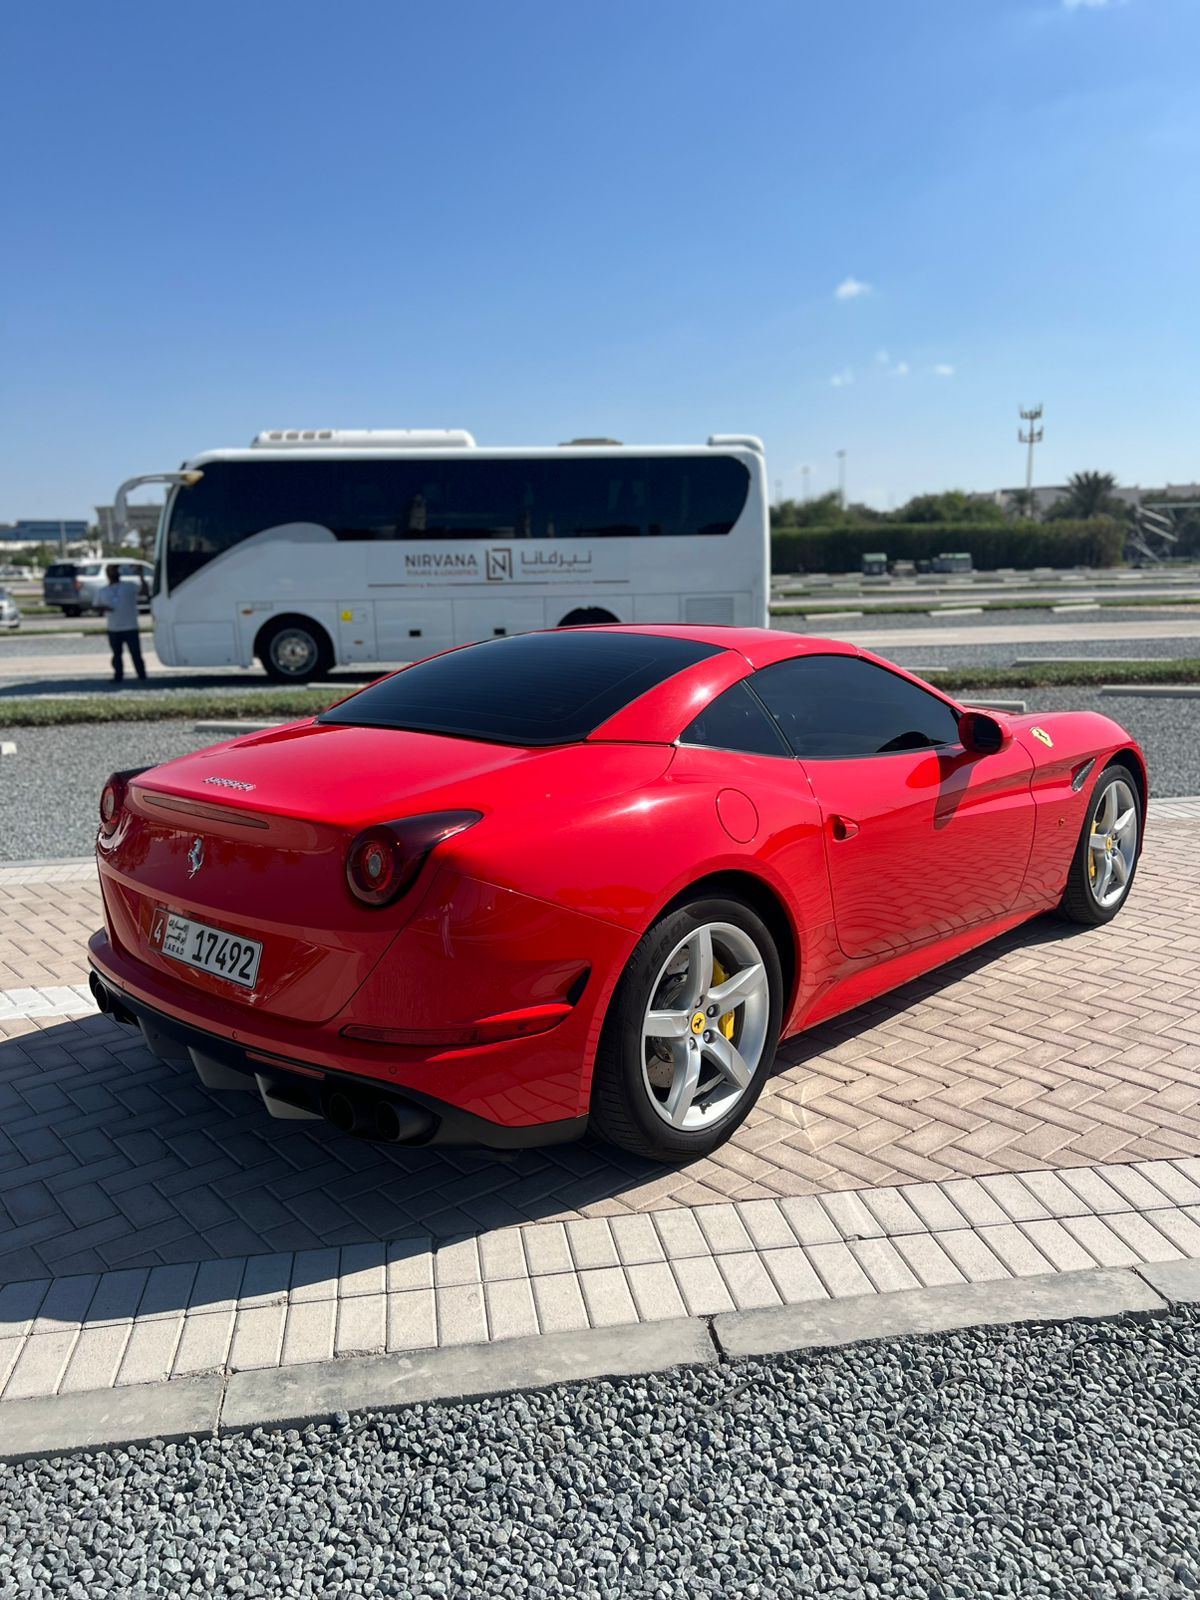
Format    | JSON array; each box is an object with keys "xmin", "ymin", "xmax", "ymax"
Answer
[
  {"xmin": 0, "ymin": 587, "xmax": 20, "ymax": 630},
  {"xmin": 43, "ymin": 560, "xmax": 152, "ymax": 616},
  {"xmin": 89, "ymin": 625, "xmax": 1146, "ymax": 1164}
]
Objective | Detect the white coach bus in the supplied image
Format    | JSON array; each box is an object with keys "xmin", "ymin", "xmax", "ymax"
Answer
[{"xmin": 116, "ymin": 429, "xmax": 770, "ymax": 683}]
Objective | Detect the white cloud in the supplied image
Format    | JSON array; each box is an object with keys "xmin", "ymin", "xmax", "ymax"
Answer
[
  {"xmin": 890, "ymin": 360, "xmax": 910, "ymax": 378},
  {"xmin": 1063, "ymin": 0, "xmax": 1127, "ymax": 9},
  {"xmin": 933, "ymin": 363, "xmax": 956, "ymax": 378},
  {"xmin": 834, "ymin": 276, "xmax": 872, "ymax": 301},
  {"xmin": 874, "ymin": 348, "xmax": 890, "ymax": 365},
  {"xmin": 830, "ymin": 367, "xmax": 854, "ymax": 388}
]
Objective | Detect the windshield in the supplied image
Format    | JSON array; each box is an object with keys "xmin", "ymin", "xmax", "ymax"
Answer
[
  {"xmin": 163, "ymin": 455, "xmax": 750, "ymax": 590},
  {"xmin": 319, "ymin": 629, "xmax": 723, "ymax": 746}
]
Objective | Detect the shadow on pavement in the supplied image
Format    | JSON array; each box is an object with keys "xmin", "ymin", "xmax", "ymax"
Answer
[{"xmin": 0, "ymin": 911, "xmax": 1087, "ymax": 1316}]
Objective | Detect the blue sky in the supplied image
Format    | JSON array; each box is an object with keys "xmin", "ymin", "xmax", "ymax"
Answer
[{"xmin": 2, "ymin": 0, "xmax": 1197, "ymax": 517}]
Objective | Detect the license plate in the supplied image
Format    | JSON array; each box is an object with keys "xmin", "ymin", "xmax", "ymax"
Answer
[{"xmin": 155, "ymin": 911, "xmax": 263, "ymax": 990}]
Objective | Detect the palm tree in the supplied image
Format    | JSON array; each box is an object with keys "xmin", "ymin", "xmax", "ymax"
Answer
[
  {"xmin": 1061, "ymin": 471, "xmax": 1118, "ymax": 519},
  {"xmin": 1007, "ymin": 487, "xmax": 1036, "ymax": 519}
]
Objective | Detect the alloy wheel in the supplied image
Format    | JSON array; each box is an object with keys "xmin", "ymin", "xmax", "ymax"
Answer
[
  {"xmin": 1088, "ymin": 776, "xmax": 1138, "ymax": 909},
  {"xmin": 640, "ymin": 921, "xmax": 770, "ymax": 1130}
]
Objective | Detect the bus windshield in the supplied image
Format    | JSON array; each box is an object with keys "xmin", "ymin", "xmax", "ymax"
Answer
[{"xmin": 164, "ymin": 455, "xmax": 750, "ymax": 590}]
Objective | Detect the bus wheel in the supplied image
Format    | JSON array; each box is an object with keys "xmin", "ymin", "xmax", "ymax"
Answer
[
  {"xmin": 257, "ymin": 617, "xmax": 334, "ymax": 683},
  {"xmin": 558, "ymin": 607, "xmax": 618, "ymax": 627}
]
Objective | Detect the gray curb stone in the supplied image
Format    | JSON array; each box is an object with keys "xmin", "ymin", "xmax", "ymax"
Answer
[
  {"xmin": 221, "ymin": 1317, "xmax": 715, "ymax": 1433},
  {"xmin": 0, "ymin": 1267, "xmax": 1190, "ymax": 1463},
  {"xmin": 0, "ymin": 1375, "xmax": 221, "ymax": 1463},
  {"xmin": 710, "ymin": 1268, "xmax": 1168, "ymax": 1358},
  {"xmin": 1135, "ymin": 1258, "xmax": 1200, "ymax": 1303},
  {"xmin": 1100, "ymin": 684, "xmax": 1200, "ymax": 699}
]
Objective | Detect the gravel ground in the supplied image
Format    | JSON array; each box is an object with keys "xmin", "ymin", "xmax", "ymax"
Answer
[
  {"xmin": 883, "ymin": 638, "xmax": 1200, "ymax": 670},
  {"xmin": 2, "ymin": 1308, "xmax": 1198, "ymax": 1598},
  {"xmin": 1, "ymin": 689, "xmax": 1196, "ymax": 863},
  {"xmin": 0, "ymin": 722, "xmax": 220, "ymax": 861}
]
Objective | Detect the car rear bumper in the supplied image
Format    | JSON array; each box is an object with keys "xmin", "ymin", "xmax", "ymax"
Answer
[
  {"xmin": 87, "ymin": 962, "xmax": 589, "ymax": 1148},
  {"xmin": 88, "ymin": 863, "xmax": 634, "ymax": 1143}
]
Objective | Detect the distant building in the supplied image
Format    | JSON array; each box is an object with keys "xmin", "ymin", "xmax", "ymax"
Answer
[
  {"xmin": 0, "ymin": 518, "xmax": 89, "ymax": 544},
  {"xmin": 94, "ymin": 502, "xmax": 163, "ymax": 547},
  {"xmin": 994, "ymin": 482, "xmax": 1200, "ymax": 516}
]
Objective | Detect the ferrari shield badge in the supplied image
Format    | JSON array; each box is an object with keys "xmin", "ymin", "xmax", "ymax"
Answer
[{"xmin": 1030, "ymin": 727, "xmax": 1054, "ymax": 748}]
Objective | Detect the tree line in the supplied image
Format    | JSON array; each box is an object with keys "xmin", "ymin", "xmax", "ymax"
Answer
[{"xmin": 771, "ymin": 472, "xmax": 1132, "ymax": 529}]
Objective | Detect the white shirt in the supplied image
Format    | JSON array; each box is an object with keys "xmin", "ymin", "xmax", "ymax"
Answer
[{"xmin": 97, "ymin": 579, "xmax": 140, "ymax": 633}]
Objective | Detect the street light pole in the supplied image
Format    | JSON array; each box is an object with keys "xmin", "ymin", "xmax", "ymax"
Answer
[
  {"xmin": 801, "ymin": 465, "xmax": 810, "ymax": 503},
  {"xmin": 836, "ymin": 449, "xmax": 847, "ymax": 509},
  {"xmin": 1019, "ymin": 405, "xmax": 1043, "ymax": 517}
]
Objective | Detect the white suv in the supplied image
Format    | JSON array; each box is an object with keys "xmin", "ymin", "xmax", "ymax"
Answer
[{"xmin": 43, "ymin": 560, "xmax": 153, "ymax": 617}]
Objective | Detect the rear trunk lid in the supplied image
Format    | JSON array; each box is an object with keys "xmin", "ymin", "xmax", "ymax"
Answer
[{"xmin": 99, "ymin": 721, "xmax": 652, "ymax": 1023}]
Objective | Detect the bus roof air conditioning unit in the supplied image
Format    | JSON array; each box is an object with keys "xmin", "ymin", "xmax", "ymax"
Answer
[{"xmin": 251, "ymin": 429, "xmax": 477, "ymax": 449}]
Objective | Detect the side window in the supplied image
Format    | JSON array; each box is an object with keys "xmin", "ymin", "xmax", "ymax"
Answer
[
  {"xmin": 753, "ymin": 656, "xmax": 961, "ymax": 759},
  {"xmin": 680, "ymin": 680, "xmax": 791, "ymax": 757}
]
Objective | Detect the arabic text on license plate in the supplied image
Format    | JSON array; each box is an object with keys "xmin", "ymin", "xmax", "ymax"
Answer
[{"xmin": 158, "ymin": 912, "xmax": 262, "ymax": 989}]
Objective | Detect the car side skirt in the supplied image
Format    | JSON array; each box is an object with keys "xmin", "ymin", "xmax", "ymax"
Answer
[{"xmin": 792, "ymin": 901, "xmax": 1053, "ymax": 1035}]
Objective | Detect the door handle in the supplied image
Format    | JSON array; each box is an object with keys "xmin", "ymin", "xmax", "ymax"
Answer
[{"xmin": 830, "ymin": 815, "xmax": 860, "ymax": 842}]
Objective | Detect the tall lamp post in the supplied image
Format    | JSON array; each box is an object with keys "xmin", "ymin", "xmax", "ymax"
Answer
[
  {"xmin": 836, "ymin": 449, "xmax": 847, "ymax": 509},
  {"xmin": 1019, "ymin": 405, "xmax": 1043, "ymax": 516}
]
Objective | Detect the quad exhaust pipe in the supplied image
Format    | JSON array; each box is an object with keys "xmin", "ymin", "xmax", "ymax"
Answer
[
  {"xmin": 91, "ymin": 971, "xmax": 435, "ymax": 1144},
  {"xmin": 89, "ymin": 971, "xmax": 137, "ymax": 1027},
  {"xmin": 323, "ymin": 1087, "xmax": 435, "ymax": 1144}
]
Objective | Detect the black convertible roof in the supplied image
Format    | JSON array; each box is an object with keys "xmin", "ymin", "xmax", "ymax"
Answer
[{"xmin": 319, "ymin": 629, "xmax": 724, "ymax": 746}]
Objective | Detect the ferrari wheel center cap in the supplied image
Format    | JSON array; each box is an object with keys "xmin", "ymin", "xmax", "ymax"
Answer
[{"xmin": 691, "ymin": 1012, "xmax": 706, "ymax": 1036}]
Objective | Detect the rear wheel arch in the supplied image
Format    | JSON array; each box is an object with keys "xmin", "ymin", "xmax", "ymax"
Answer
[
  {"xmin": 557, "ymin": 606, "xmax": 618, "ymax": 627},
  {"xmin": 655, "ymin": 869, "xmax": 799, "ymax": 1027}
]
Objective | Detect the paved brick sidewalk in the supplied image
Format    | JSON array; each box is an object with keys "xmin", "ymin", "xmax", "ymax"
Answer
[
  {"xmin": 2, "ymin": 817, "xmax": 1199, "ymax": 1283},
  {"xmin": 3, "ymin": 1157, "xmax": 1200, "ymax": 1406}
]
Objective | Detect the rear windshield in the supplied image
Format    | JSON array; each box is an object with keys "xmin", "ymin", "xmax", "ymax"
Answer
[
  {"xmin": 45, "ymin": 563, "xmax": 77, "ymax": 578},
  {"xmin": 319, "ymin": 630, "xmax": 723, "ymax": 746}
]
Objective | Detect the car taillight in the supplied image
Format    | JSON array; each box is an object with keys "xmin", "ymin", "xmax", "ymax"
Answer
[
  {"xmin": 345, "ymin": 811, "xmax": 481, "ymax": 907},
  {"xmin": 99, "ymin": 767, "xmax": 150, "ymax": 834}
]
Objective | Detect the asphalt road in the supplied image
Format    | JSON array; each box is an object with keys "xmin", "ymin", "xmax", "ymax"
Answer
[
  {"xmin": 3, "ymin": 1308, "xmax": 1197, "ymax": 1598},
  {"xmin": 2, "ymin": 610, "xmax": 1200, "ymax": 699},
  {"xmin": 0, "ymin": 689, "xmax": 1194, "ymax": 862}
]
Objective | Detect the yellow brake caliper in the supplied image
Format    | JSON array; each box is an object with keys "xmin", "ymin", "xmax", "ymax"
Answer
[
  {"xmin": 1089, "ymin": 818, "xmax": 1098, "ymax": 881},
  {"xmin": 710, "ymin": 958, "xmax": 736, "ymax": 1040}
]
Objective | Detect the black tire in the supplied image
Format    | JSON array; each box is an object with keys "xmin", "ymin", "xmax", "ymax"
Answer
[
  {"xmin": 589, "ymin": 895, "xmax": 783, "ymax": 1163},
  {"xmin": 1058, "ymin": 763, "xmax": 1142, "ymax": 926},
  {"xmin": 558, "ymin": 607, "xmax": 618, "ymax": 627},
  {"xmin": 257, "ymin": 616, "xmax": 334, "ymax": 683},
  {"xmin": 62, "ymin": 606, "xmax": 81, "ymax": 617}
]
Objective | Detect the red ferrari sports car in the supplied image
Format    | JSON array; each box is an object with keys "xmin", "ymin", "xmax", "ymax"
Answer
[{"xmin": 88, "ymin": 625, "xmax": 1146, "ymax": 1163}]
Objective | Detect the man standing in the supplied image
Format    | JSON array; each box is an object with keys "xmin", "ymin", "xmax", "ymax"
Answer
[{"xmin": 96, "ymin": 563, "xmax": 148, "ymax": 684}]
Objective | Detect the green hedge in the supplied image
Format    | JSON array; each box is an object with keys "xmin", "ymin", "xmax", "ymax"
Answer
[{"xmin": 770, "ymin": 518, "xmax": 1125, "ymax": 574}]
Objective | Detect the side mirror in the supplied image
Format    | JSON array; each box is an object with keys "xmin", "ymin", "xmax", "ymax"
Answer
[{"xmin": 958, "ymin": 708, "xmax": 1013, "ymax": 755}]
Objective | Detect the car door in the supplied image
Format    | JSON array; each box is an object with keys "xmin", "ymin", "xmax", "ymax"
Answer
[{"xmin": 751, "ymin": 654, "xmax": 1035, "ymax": 960}]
